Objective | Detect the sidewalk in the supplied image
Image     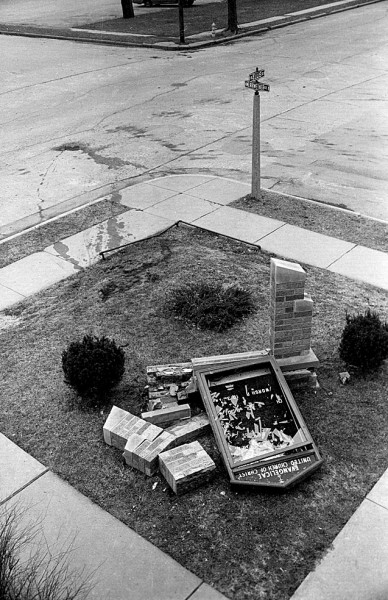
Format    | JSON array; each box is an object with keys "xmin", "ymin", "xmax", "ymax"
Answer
[
  {"xmin": 1, "ymin": 175, "xmax": 387, "ymax": 599},
  {"xmin": 0, "ymin": 433, "xmax": 225, "ymax": 600},
  {"xmin": 290, "ymin": 467, "xmax": 388, "ymax": 600},
  {"xmin": 0, "ymin": 0, "xmax": 382, "ymax": 49},
  {"xmin": 0, "ymin": 175, "xmax": 387, "ymax": 312}
]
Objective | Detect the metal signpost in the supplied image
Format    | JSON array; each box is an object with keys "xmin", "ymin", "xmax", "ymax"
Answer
[
  {"xmin": 178, "ymin": 0, "xmax": 185, "ymax": 44},
  {"xmin": 245, "ymin": 67, "xmax": 270, "ymax": 198}
]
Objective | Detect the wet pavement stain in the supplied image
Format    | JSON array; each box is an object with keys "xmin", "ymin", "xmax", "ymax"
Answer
[
  {"xmin": 52, "ymin": 142, "xmax": 130, "ymax": 170},
  {"xmin": 109, "ymin": 191, "xmax": 123, "ymax": 204},
  {"xmin": 198, "ymin": 98, "xmax": 232, "ymax": 105},
  {"xmin": 106, "ymin": 217, "xmax": 129, "ymax": 252},
  {"xmin": 91, "ymin": 217, "xmax": 130, "ymax": 257},
  {"xmin": 52, "ymin": 241, "xmax": 82, "ymax": 271},
  {"xmin": 153, "ymin": 110, "xmax": 192, "ymax": 119},
  {"xmin": 106, "ymin": 125, "xmax": 148, "ymax": 136}
]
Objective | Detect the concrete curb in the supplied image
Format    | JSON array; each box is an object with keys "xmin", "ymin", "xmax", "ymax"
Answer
[
  {"xmin": 1, "ymin": 172, "xmax": 386, "ymax": 247},
  {"xmin": 0, "ymin": 0, "xmax": 383, "ymax": 50}
]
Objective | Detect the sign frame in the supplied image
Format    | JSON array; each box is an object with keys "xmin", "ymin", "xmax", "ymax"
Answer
[
  {"xmin": 245, "ymin": 80, "xmax": 270, "ymax": 92},
  {"xmin": 249, "ymin": 69, "xmax": 265, "ymax": 80},
  {"xmin": 194, "ymin": 355, "xmax": 323, "ymax": 489}
]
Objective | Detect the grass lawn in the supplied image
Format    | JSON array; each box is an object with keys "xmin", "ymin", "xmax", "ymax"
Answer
[
  {"xmin": 82, "ymin": 0, "xmax": 335, "ymax": 40},
  {"xmin": 1, "ymin": 225, "xmax": 387, "ymax": 600}
]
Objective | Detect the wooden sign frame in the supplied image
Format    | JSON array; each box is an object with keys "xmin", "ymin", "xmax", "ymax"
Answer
[{"xmin": 194, "ymin": 355, "xmax": 323, "ymax": 489}]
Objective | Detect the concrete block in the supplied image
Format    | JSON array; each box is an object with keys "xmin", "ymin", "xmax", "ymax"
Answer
[
  {"xmin": 165, "ymin": 413, "xmax": 210, "ymax": 445},
  {"xmin": 284, "ymin": 369, "xmax": 318, "ymax": 391},
  {"xmin": 271, "ymin": 258, "xmax": 306, "ymax": 285},
  {"xmin": 103, "ymin": 406, "xmax": 131, "ymax": 445},
  {"xmin": 141, "ymin": 404, "xmax": 191, "ymax": 426},
  {"xmin": 137, "ymin": 432, "xmax": 176, "ymax": 476},
  {"xmin": 104, "ymin": 407, "xmax": 163, "ymax": 451},
  {"xmin": 124, "ymin": 431, "xmax": 176, "ymax": 476},
  {"xmin": 122, "ymin": 434, "xmax": 147, "ymax": 467},
  {"xmin": 294, "ymin": 295, "xmax": 314, "ymax": 313},
  {"xmin": 147, "ymin": 398, "xmax": 163, "ymax": 411},
  {"xmin": 191, "ymin": 350, "xmax": 269, "ymax": 368},
  {"xmin": 110, "ymin": 414, "xmax": 141, "ymax": 450},
  {"xmin": 159, "ymin": 441, "xmax": 216, "ymax": 495},
  {"xmin": 146, "ymin": 363, "xmax": 193, "ymax": 384}
]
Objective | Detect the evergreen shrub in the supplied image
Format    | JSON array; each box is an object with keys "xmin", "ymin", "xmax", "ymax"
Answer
[
  {"xmin": 62, "ymin": 335, "xmax": 125, "ymax": 407},
  {"xmin": 167, "ymin": 282, "xmax": 256, "ymax": 332},
  {"xmin": 339, "ymin": 309, "xmax": 388, "ymax": 373}
]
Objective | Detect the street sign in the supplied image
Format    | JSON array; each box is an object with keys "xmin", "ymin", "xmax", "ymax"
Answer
[
  {"xmin": 249, "ymin": 69, "xmax": 265, "ymax": 80},
  {"xmin": 245, "ymin": 80, "xmax": 270, "ymax": 92}
]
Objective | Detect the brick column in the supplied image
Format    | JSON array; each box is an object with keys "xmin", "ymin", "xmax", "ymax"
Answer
[{"xmin": 270, "ymin": 258, "xmax": 313, "ymax": 359}]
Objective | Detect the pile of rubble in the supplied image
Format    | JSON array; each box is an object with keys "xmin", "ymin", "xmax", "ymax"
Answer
[{"xmin": 103, "ymin": 362, "xmax": 214, "ymax": 495}]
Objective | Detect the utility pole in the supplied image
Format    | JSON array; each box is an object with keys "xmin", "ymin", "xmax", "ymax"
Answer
[
  {"xmin": 121, "ymin": 0, "xmax": 134, "ymax": 18},
  {"xmin": 245, "ymin": 68, "xmax": 270, "ymax": 199}
]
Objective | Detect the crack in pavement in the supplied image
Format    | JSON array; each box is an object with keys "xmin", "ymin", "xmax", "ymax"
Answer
[
  {"xmin": 0, "ymin": 57, "xmax": 151, "ymax": 97},
  {"xmin": 36, "ymin": 149, "xmax": 64, "ymax": 221}
]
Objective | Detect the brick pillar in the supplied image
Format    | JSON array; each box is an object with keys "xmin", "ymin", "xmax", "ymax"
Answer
[{"xmin": 270, "ymin": 258, "xmax": 313, "ymax": 359}]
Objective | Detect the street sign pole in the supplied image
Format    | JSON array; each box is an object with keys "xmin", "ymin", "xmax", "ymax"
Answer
[
  {"xmin": 245, "ymin": 68, "xmax": 270, "ymax": 200},
  {"xmin": 178, "ymin": 0, "xmax": 185, "ymax": 44},
  {"xmin": 252, "ymin": 91, "xmax": 261, "ymax": 199}
]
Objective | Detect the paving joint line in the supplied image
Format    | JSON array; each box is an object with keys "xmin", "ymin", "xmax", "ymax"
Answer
[
  {"xmin": 252, "ymin": 222, "xmax": 287, "ymax": 245},
  {"xmin": 0, "ymin": 468, "xmax": 50, "ymax": 508},
  {"xmin": 184, "ymin": 582, "xmax": 206, "ymax": 600},
  {"xmin": 365, "ymin": 497, "xmax": 388, "ymax": 512},
  {"xmin": 325, "ymin": 243, "xmax": 358, "ymax": 269},
  {"xmin": 0, "ymin": 281, "xmax": 27, "ymax": 298}
]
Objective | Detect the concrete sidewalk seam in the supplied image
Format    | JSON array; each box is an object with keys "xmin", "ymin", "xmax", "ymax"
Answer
[
  {"xmin": 0, "ymin": 468, "xmax": 50, "ymax": 508},
  {"xmin": 325, "ymin": 243, "xmax": 358, "ymax": 269},
  {"xmin": 184, "ymin": 582, "xmax": 205, "ymax": 599},
  {"xmin": 366, "ymin": 497, "xmax": 388, "ymax": 512},
  {"xmin": 0, "ymin": 281, "xmax": 28, "ymax": 298},
  {"xmin": 252, "ymin": 223, "xmax": 287, "ymax": 244}
]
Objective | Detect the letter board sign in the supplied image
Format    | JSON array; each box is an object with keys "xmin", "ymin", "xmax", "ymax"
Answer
[{"xmin": 195, "ymin": 356, "xmax": 323, "ymax": 489}]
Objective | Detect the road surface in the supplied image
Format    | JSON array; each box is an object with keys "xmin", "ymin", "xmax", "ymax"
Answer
[{"xmin": 1, "ymin": 1, "xmax": 387, "ymax": 235}]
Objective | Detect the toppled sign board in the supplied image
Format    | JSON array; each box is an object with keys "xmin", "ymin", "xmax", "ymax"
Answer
[{"xmin": 195, "ymin": 355, "xmax": 323, "ymax": 489}]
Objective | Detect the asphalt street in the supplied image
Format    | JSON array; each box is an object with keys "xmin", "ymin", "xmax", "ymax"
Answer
[{"xmin": 1, "ymin": 1, "xmax": 387, "ymax": 235}]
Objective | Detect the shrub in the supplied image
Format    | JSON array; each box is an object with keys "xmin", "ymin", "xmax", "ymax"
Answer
[
  {"xmin": 339, "ymin": 309, "xmax": 388, "ymax": 373},
  {"xmin": 167, "ymin": 282, "xmax": 256, "ymax": 332},
  {"xmin": 62, "ymin": 335, "xmax": 125, "ymax": 407}
]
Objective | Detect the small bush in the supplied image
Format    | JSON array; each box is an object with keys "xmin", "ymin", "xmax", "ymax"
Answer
[
  {"xmin": 339, "ymin": 309, "xmax": 388, "ymax": 373},
  {"xmin": 62, "ymin": 335, "xmax": 125, "ymax": 407},
  {"xmin": 167, "ymin": 282, "xmax": 256, "ymax": 332}
]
